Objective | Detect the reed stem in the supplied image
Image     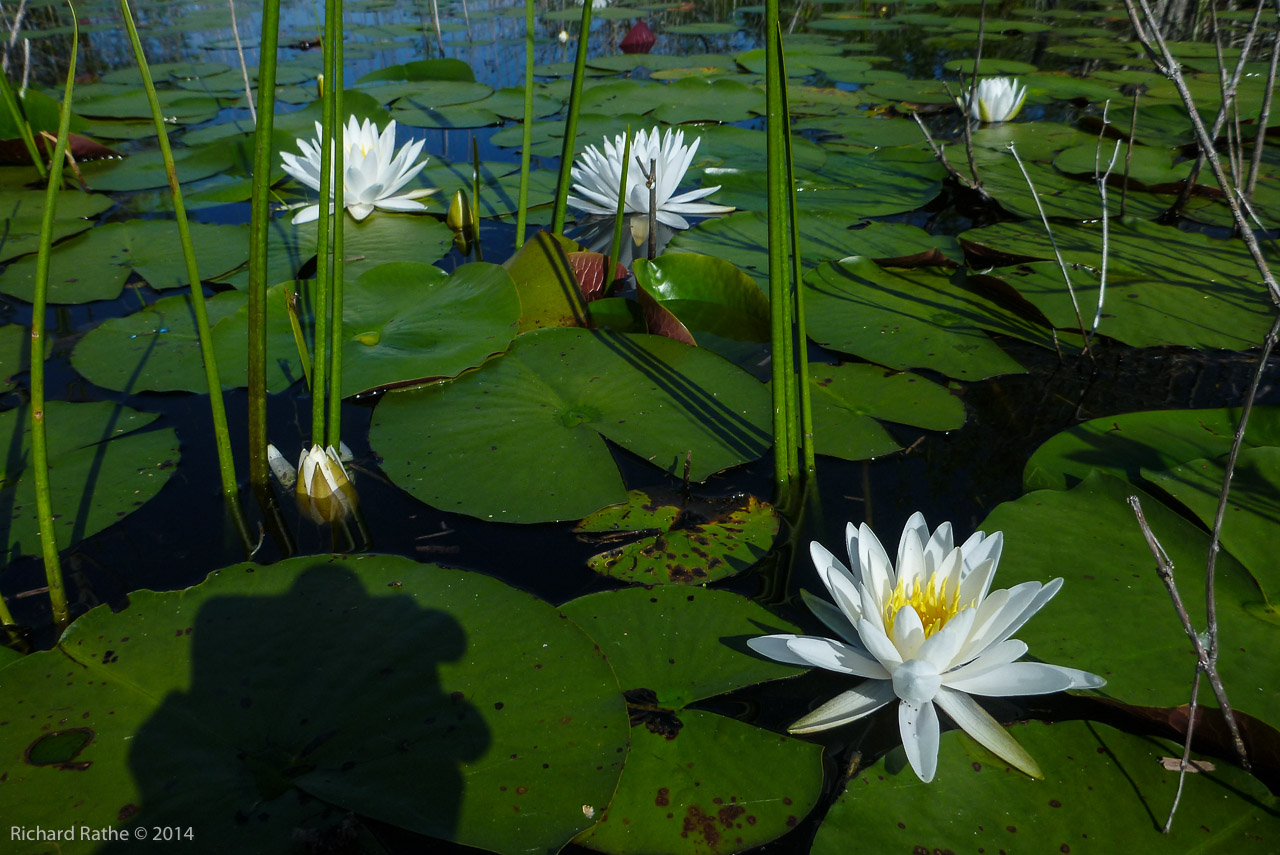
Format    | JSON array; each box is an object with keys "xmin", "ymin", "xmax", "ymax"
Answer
[
  {"xmin": 326, "ymin": 9, "xmax": 345, "ymax": 448},
  {"xmin": 247, "ymin": 0, "xmax": 281, "ymax": 495},
  {"xmin": 120, "ymin": 0, "xmax": 251, "ymax": 549},
  {"xmin": 551, "ymin": 0, "xmax": 594, "ymax": 234},
  {"xmin": 514, "ymin": 0, "xmax": 535, "ymax": 249},
  {"xmin": 28, "ymin": 3, "xmax": 77, "ymax": 629}
]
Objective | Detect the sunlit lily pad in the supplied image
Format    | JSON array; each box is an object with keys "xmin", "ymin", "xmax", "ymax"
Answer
[
  {"xmin": 1022, "ymin": 406, "xmax": 1280, "ymax": 491},
  {"xmin": 671, "ymin": 212, "xmax": 961, "ymax": 286},
  {"xmin": 813, "ymin": 721, "xmax": 1277, "ymax": 855},
  {"xmin": 0, "ymin": 555, "xmax": 628, "ymax": 854},
  {"xmin": 331, "ymin": 261, "xmax": 520, "ymax": 395},
  {"xmin": 810, "ymin": 361, "xmax": 966, "ymax": 460},
  {"xmin": 79, "ymin": 143, "xmax": 234, "ymax": 192},
  {"xmin": 562, "ymin": 586, "xmax": 823, "ymax": 855},
  {"xmin": 959, "ymin": 220, "xmax": 1275, "ymax": 350},
  {"xmin": 71, "ymin": 289, "xmax": 287, "ymax": 394},
  {"xmin": 1145, "ymin": 447, "xmax": 1280, "ymax": 601},
  {"xmin": 980, "ymin": 471, "xmax": 1280, "ymax": 731},
  {"xmin": 0, "ymin": 221, "xmax": 249, "ymax": 304},
  {"xmin": 0, "ymin": 189, "xmax": 113, "ymax": 264},
  {"xmin": 576, "ymin": 491, "xmax": 780, "ymax": 585},
  {"xmin": 0, "ymin": 402, "xmax": 179, "ymax": 558},
  {"xmin": 804, "ymin": 258, "xmax": 1030, "ymax": 380},
  {"xmin": 370, "ymin": 327, "xmax": 771, "ymax": 523}
]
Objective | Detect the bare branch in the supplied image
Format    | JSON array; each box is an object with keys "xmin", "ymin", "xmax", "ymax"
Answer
[{"xmin": 911, "ymin": 111, "xmax": 992, "ymax": 202}]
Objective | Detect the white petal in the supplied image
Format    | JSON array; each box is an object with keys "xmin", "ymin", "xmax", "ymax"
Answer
[
  {"xmin": 855, "ymin": 618, "xmax": 904, "ymax": 668},
  {"xmin": 946, "ymin": 661, "xmax": 1089, "ymax": 697},
  {"xmin": 890, "ymin": 605, "xmax": 925, "ymax": 660},
  {"xmin": 789, "ymin": 681, "xmax": 896, "ymax": 734},
  {"xmin": 892, "ymin": 658, "xmax": 942, "ymax": 704},
  {"xmin": 943, "ymin": 639, "xmax": 1028, "ymax": 683},
  {"xmin": 898, "ymin": 700, "xmax": 940, "ymax": 782},
  {"xmin": 857, "ymin": 523, "xmax": 895, "ymax": 608},
  {"xmin": 897, "ymin": 527, "xmax": 927, "ymax": 593},
  {"xmin": 916, "ymin": 605, "xmax": 977, "ymax": 671},
  {"xmin": 934, "ymin": 687, "xmax": 1043, "ymax": 778},
  {"xmin": 747, "ymin": 635, "xmax": 890, "ymax": 679},
  {"xmin": 374, "ymin": 196, "xmax": 430, "ymax": 213},
  {"xmin": 291, "ymin": 204, "xmax": 321, "ymax": 224}
]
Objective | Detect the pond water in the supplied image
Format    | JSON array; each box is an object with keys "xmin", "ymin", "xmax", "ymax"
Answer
[{"xmin": 2, "ymin": 0, "xmax": 1279, "ymax": 853}]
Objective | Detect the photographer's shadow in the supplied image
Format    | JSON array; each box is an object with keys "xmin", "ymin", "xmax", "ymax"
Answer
[{"xmin": 105, "ymin": 563, "xmax": 487, "ymax": 854}]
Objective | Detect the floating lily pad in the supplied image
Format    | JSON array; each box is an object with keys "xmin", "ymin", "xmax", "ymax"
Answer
[
  {"xmin": 0, "ymin": 221, "xmax": 249, "ymax": 304},
  {"xmin": 0, "ymin": 189, "xmax": 113, "ymax": 264},
  {"xmin": 79, "ymin": 143, "xmax": 234, "ymax": 192},
  {"xmin": 980, "ymin": 471, "xmax": 1280, "ymax": 732},
  {"xmin": 671, "ymin": 212, "xmax": 960, "ymax": 287},
  {"xmin": 1022, "ymin": 406, "xmax": 1280, "ymax": 491},
  {"xmin": 0, "ymin": 555, "xmax": 628, "ymax": 854},
  {"xmin": 1145, "ymin": 447, "xmax": 1280, "ymax": 601},
  {"xmin": 708, "ymin": 147, "xmax": 943, "ymax": 217},
  {"xmin": 370, "ymin": 327, "xmax": 771, "ymax": 523},
  {"xmin": 804, "ymin": 258, "xmax": 1030, "ymax": 380},
  {"xmin": 813, "ymin": 721, "xmax": 1277, "ymax": 855},
  {"xmin": 632, "ymin": 252, "xmax": 770, "ymax": 344},
  {"xmin": 810, "ymin": 361, "xmax": 966, "ymax": 460},
  {"xmin": 959, "ymin": 220, "xmax": 1275, "ymax": 350},
  {"xmin": 562, "ymin": 586, "xmax": 823, "ymax": 855},
  {"xmin": 0, "ymin": 402, "xmax": 179, "ymax": 558},
  {"xmin": 69, "ymin": 289, "xmax": 293, "ymax": 394},
  {"xmin": 576, "ymin": 491, "xmax": 779, "ymax": 585},
  {"xmin": 333, "ymin": 261, "xmax": 520, "ymax": 395}
]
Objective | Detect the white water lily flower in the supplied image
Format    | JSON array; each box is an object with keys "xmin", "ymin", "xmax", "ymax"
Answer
[
  {"xmin": 960, "ymin": 77, "xmax": 1027, "ymax": 123},
  {"xmin": 280, "ymin": 116, "xmax": 435, "ymax": 224},
  {"xmin": 748, "ymin": 513, "xmax": 1104, "ymax": 783},
  {"xmin": 568, "ymin": 126, "xmax": 734, "ymax": 230}
]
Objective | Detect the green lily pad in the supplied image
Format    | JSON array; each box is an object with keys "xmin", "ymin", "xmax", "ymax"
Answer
[
  {"xmin": 814, "ymin": 721, "xmax": 1278, "ymax": 855},
  {"xmin": 370, "ymin": 327, "xmax": 771, "ymax": 523},
  {"xmin": 70, "ymin": 289, "xmax": 300, "ymax": 394},
  {"xmin": 0, "ymin": 402, "xmax": 179, "ymax": 558},
  {"xmin": 576, "ymin": 491, "xmax": 780, "ymax": 585},
  {"xmin": 979, "ymin": 471, "xmax": 1279, "ymax": 731},
  {"xmin": 562, "ymin": 586, "xmax": 823, "ymax": 854},
  {"xmin": 1145, "ymin": 447, "xmax": 1280, "ymax": 601},
  {"xmin": 959, "ymin": 219, "xmax": 1275, "ymax": 350},
  {"xmin": 333, "ymin": 261, "xmax": 520, "ymax": 395},
  {"xmin": 795, "ymin": 114, "xmax": 928, "ymax": 148},
  {"xmin": 804, "ymin": 258, "xmax": 1030, "ymax": 380},
  {"xmin": 0, "ymin": 189, "xmax": 113, "ymax": 264},
  {"xmin": 0, "ymin": 324, "xmax": 49, "ymax": 391},
  {"xmin": 79, "ymin": 143, "xmax": 234, "ymax": 192},
  {"xmin": 0, "ymin": 555, "xmax": 628, "ymax": 854},
  {"xmin": 708, "ymin": 147, "xmax": 943, "ymax": 217},
  {"xmin": 810, "ymin": 361, "xmax": 966, "ymax": 460},
  {"xmin": 0, "ymin": 221, "xmax": 249, "ymax": 304},
  {"xmin": 503, "ymin": 230, "xmax": 590, "ymax": 333},
  {"xmin": 670, "ymin": 212, "xmax": 961, "ymax": 287},
  {"xmin": 1022, "ymin": 406, "xmax": 1280, "ymax": 491},
  {"xmin": 632, "ymin": 252, "xmax": 770, "ymax": 344},
  {"xmin": 74, "ymin": 88, "xmax": 219, "ymax": 124}
]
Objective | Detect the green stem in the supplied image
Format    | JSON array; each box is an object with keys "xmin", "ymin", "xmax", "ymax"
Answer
[
  {"xmin": 247, "ymin": 0, "xmax": 281, "ymax": 495},
  {"xmin": 606, "ymin": 125, "xmax": 631, "ymax": 282},
  {"xmin": 765, "ymin": 0, "xmax": 796, "ymax": 506},
  {"xmin": 120, "ymin": 0, "xmax": 251, "ymax": 549},
  {"xmin": 29, "ymin": 4, "xmax": 78, "ymax": 629},
  {"xmin": 514, "ymin": 0, "xmax": 535, "ymax": 249},
  {"xmin": 311, "ymin": 0, "xmax": 339, "ymax": 446},
  {"xmin": 0, "ymin": 69, "xmax": 46, "ymax": 181},
  {"xmin": 551, "ymin": 0, "xmax": 594, "ymax": 234},
  {"xmin": 326, "ymin": 15, "xmax": 345, "ymax": 448},
  {"xmin": 778, "ymin": 30, "xmax": 815, "ymax": 479}
]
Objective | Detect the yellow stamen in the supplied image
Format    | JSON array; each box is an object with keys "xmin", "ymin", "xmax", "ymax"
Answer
[{"xmin": 883, "ymin": 572, "xmax": 968, "ymax": 639}]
